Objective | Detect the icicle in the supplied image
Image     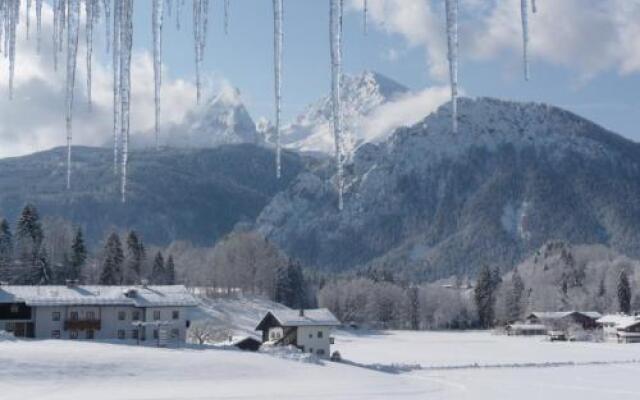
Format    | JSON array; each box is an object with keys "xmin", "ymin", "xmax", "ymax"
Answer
[
  {"xmin": 273, "ymin": 0, "xmax": 282, "ymax": 178},
  {"xmin": 25, "ymin": 0, "xmax": 30, "ymax": 39},
  {"xmin": 58, "ymin": 0, "xmax": 65, "ymax": 53},
  {"xmin": 224, "ymin": 0, "xmax": 229, "ymax": 35},
  {"xmin": 85, "ymin": 0, "xmax": 95, "ymax": 109},
  {"xmin": 165, "ymin": 0, "xmax": 172, "ymax": 17},
  {"xmin": 65, "ymin": 0, "xmax": 80, "ymax": 190},
  {"xmin": 0, "ymin": 1, "xmax": 4, "ymax": 55},
  {"xmin": 363, "ymin": 0, "xmax": 367, "ymax": 35},
  {"xmin": 444, "ymin": 0, "xmax": 458, "ymax": 133},
  {"xmin": 112, "ymin": 0, "xmax": 121, "ymax": 174},
  {"xmin": 103, "ymin": 0, "xmax": 110, "ymax": 53},
  {"xmin": 520, "ymin": 0, "xmax": 529, "ymax": 81},
  {"xmin": 8, "ymin": 0, "xmax": 20, "ymax": 100},
  {"xmin": 35, "ymin": 0, "xmax": 41, "ymax": 52},
  {"xmin": 531, "ymin": 0, "xmax": 537, "ymax": 14},
  {"xmin": 176, "ymin": 0, "xmax": 183, "ymax": 30},
  {"xmin": 152, "ymin": 0, "xmax": 164, "ymax": 150},
  {"xmin": 192, "ymin": 0, "xmax": 208, "ymax": 104},
  {"xmin": 330, "ymin": 0, "xmax": 344, "ymax": 210},
  {"xmin": 52, "ymin": 0, "xmax": 59, "ymax": 69},
  {"xmin": 120, "ymin": 0, "xmax": 133, "ymax": 202}
]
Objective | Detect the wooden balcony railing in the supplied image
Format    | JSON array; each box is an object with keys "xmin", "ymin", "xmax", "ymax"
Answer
[{"xmin": 64, "ymin": 319, "xmax": 101, "ymax": 331}]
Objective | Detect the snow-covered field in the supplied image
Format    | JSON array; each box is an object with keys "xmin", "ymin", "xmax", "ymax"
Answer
[{"xmin": 2, "ymin": 330, "xmax": 640, "ymax": 399}]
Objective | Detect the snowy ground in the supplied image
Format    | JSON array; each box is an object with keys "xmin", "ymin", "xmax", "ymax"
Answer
[{"xmin": 3, "ymin": 331, "xmax": 640, "ymax": 399}]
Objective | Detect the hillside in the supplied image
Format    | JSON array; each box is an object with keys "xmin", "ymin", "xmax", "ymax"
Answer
[
  {"xmin": 0, "ymin": 144, "xmax": 306, "ymax": 248},
  {"xmin": 257, "ymin": 97, "xmax": 640, "ymax": 280}
]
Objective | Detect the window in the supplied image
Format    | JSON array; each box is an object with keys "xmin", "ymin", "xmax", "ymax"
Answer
[
  {"xmin": 132, "ymin": 311, "xmax": 140, "ymax": 321},
  {"xmin": 309, "ymin": 348, "xmax": 314, "ymax": 353},
  {"xmin": 70, "ymin": 330, "xmax": 78, "ymax": 339},
  {"xmin": 171, "ymin": 329, "xmax": 179, "ymax": 338},
  {"xmin": 153, "ymin": 310, "xmax": 161, "ymax": 321},
  {"xmin": 70, "ymin": 311, "xmax": 79, "ymax": 321},
  {"xmin": 86, "ymin": 311, "xmax": 95, "ymax": 320},
  {"xmin": 117, "ymin": 330, "xmax": 125, "ymax": 339},
  {"xmin": 118, "ymin": 311, "xmax": 126, "ymax": 321},
  {"xmin": 172, "ymin": 310, "xmax": 180, "ymax": 320},
  {"xmin": 309, "ymin": 334, "xmax": 313, "ymax": 339},
  {"xmin": 153, "ymin": 329, "xmax": 159, "ymax": 339},
  {"xmin": 132, "ymin": 330, "xmax": 139, "ymax": 339},
  {"xmin": 5, "ymin": 322, "xmax": 15, "ymax": 332},
  {"xmin": 317, "ymin": 331, "xmax": 323, "ymax": 338},
  {"xmin": 52, "ymin": 312, "xmax": 61, "ymax": 321},
  {"xmin": 316, "ymin": 349, "xmax": 325, "ymax": 356},
  {"xmin": 86, "ymin": 330, "xmax": 94, "ymax": 340},
  {"xmin": 9, "ymin": 304, "xmax": 19, "ymax": 313},
  {"xmin": 51, "ymin": 330, "xmax": 61, "ymax": 339}
]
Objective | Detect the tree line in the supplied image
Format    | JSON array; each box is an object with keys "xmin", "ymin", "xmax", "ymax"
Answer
[{"xmin": 0, "ymin": 204, "xmax": 177, "ymax": 286}]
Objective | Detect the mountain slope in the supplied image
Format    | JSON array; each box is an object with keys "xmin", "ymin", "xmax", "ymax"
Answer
[
  {"xmin": 257, "ymin": 97, "xmax": 640, "ymax": 280},
  {"xmin": 0, "ymin": 144, "xmax": 305, "ymax": 248},
  {"xmin": 281, "ymin": 71, "xmax": 409, "ymax": 156}
]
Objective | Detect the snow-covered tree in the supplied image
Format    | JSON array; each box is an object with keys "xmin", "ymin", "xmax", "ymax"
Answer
[
  {"xmin": 0, "ymin": 219, "xmax": 13, "ymax": 281},
  {"xmin": 618, "ymin": 269, "xmax": 631, "ymax": 314},
  {"xmin": 124, "ymin": 231, "xmax": 145, "ymax": 284},
  {"xmin": 99, "ymin": 233, "xmax": 124, "ymax": 285},
  {"xmin": 68, "ymin": 227, "xmax": 87, "ymax": 282},
  {"xmin": 165, "ymin": 254, "xmax": 176, "ymax": 284},
  {"xmin": 150, "ymin": 251, "xmax": 165, "ymax": 284}
]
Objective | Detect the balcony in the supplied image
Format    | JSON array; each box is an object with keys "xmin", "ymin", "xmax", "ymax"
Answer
[{"xmin": 64, "ymin": 319, "xmax": 101, "ymax": 331}]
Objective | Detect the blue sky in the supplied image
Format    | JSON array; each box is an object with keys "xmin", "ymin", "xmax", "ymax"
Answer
[{"xmin": 0, "ymin": 0, "xmax": 639, "ymax": 157}]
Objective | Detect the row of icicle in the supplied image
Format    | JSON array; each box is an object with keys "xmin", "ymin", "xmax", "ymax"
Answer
[{"xmin": 0, "ymin": 1, "xmax": 536, "ymax": 209}]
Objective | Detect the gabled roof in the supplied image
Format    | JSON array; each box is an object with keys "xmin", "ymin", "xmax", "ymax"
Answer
[
  {"xmin": 255, "ymin": 308, "xmax": 340, "ymax": 331},
  {"xmin": 528, "ymin": 311, "xmax": 602, "ymax": 321},
  {"xmin": 0, "ymin": 285, "xmax": 198, "ymax": 307},
  {"xmin": 616, "ymin": 318, "xmax": 640, "ymax": 330},
  {"xmin": 596, "ymin": 314, "xmax": 637, "ymax": 326}
]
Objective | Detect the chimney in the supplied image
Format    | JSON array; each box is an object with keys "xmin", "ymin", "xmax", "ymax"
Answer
[{"xmin": 299, "ymin": 309, "xmax": 304, "ymax": 317}]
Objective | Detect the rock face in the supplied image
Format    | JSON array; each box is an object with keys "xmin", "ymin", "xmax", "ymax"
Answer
[
  {"xmin": 257, "ymin": 97, "xmax": 640, "ymax": 280},
  {"xmin": 281, "ymin": 71, "xmax": 409, "ymax": 156},
  {"xmin": 0, "ymin": 144, "xmax": 306, "ymax": 248}
]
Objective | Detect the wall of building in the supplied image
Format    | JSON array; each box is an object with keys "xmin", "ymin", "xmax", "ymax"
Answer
[{"xmin": 296, "ymin": 326, "xmax": 333, "ymax": 358}]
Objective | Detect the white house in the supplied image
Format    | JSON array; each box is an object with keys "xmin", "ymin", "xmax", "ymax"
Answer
[
  {"xmin": 596, "ymin": 314, "xmax": 638, "ymax": 341},
  {"xmin": 255, "ymin": 308, "xmax": 340, "ymax": 358},
  {"xmin": 0, "ymin": 284, "xmax": 197, "ymax": 343}
]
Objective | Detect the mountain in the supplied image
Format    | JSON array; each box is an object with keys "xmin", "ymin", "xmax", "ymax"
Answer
[
  {"xmin": 0, "ymin": 144, "xmax": 306, "ymax": 248},
  {"xmin": 280, "ymin": 71, "xmax": 409, "ymax": 156},
  {"xmin": 256, "ymin": 97, "xmax": 640, "ymax": 280},
  {"xmin": 134, "ymin": 86, "xmax": 261, "ymax": 149}
]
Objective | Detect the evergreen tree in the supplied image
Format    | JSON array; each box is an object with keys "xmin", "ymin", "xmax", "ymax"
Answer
[
  {"xmin": 165, "ymin": 255, "xmax": 176, "ymax": 285},
  {"xmin": 124, "ymin": 231, "xmax": 145, "ymax": 284},
  {"xmin": 99, "ymin": 233, "xmax": 124, "ymax": 285},
  {"xmin": 274, "ymin": 259, "xmax": 307, "ymax": 308},
  {"xmin": 474, "ymin": 265, "xmax": 499, "ymax": 328},
  {"xmin": 406, "ymin": 285, "xmax": 420, "ymax": 330},
  {"xmin": 15, "ymin": 204, "xmax": 44, "ymax": 283},
  {"xmin": 618, "ymin": 270, "xmax": 632, "ymax": 314},
  {"xmin": 68, "ymin": 228, "xmax": 87, "ymax": 282},
  {"xmin": 0, "ymin": 219, "xmax": 13, "ymax": 282},
  {"xmin": 507, "ymin": 269, "xmax": 525, "ymax": 321},
  {"xmin": 150, "ymin": 252, "xmax": 166, "ymax": 284},
  {"xmin": 31, "ymin": 248, "xmax": 52, "ymax": 284},
  {"xmin": 274, "ymin": 263, "xmax": 292, "ymax": 305}
]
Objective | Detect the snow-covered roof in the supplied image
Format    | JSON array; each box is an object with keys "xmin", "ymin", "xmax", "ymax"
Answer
[
  {"xmin": 615, "ymin": 319, "xmax": 640, "ymax": 330},
  {"xmin": 528, "ymin": 311, "xmax": 602, "ymax": 320},
  {"xmin": 256, "ymin": 308, "xmax": 340, "ymax": 329},
  {"xmin": 0, "ymin": 285, "xmax": 198, "ymax": 307},
  {"xmin": 596, "ymin": 314, "xmax": 638, "ymax": 326},
  {"xmin": 508, "ymin": 323, "xmax": 547, "ymax": 330}
]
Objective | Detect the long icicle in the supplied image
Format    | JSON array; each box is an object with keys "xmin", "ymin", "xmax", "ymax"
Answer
[
  {"xmin": 112, "ymin": 0, "xmax": 121, "ymax": 174},
  {"xmin": 444, "ymin": 0, "xmax": 458, "ymax": 133},
  {"xmin": 273, "ymin": 0, "xmax": 283, "ymax": 178},
  {"xmin": 520, "ymin": 0, "xmax": 529, "ymax": 81},
  {"xmin": 103, "ymin": 0, "xmax": 110, "ymax": 53},
  {"xmin": 176, "ymin": 0, "xmax": 182, "ymax": 30},
  {"xmin": 224, "ymin": 0, "xmax": 229, "ymax": 34},
  {"xmin": 8, "ymin": 0, "xmax": 19, "ymax": 100},
  {"xmin": 120, "ymin": 0, "xmax": 133, "ymax": 202},
  {"xmin": 192, "ymin": 0, "xmax": 208, "ymax": 104},
  {"xmin": 25, "ymin": 0, "xmax": 30, "ymax": 39},
  {"xmin": 85, "ymin": 0, "xmax": 95, "ymax": 109},
  {"xmin": 53, "ymin": 0, "xmax": 59, "ymax": 69},
  {"xmin": 363, "ymin": 0, "xmax": 367, "ymax": 35},
  {"xmin": 531, "ymin": 0, "xmax": 537, "ymax": 13},
  {"xmin": 35, "ymin": 0, "xmax": 41, "ymax": 52},
  {"xmin": 330, "ymin": 0, "xmax": 344, "ymax": 210},
  {"xmin": 152, "ymin": 0, "xmax": 164, "ymax": 150},
  {"xmin": 65, "ymin": 0, "xmax": 80, "ymax": 190}
]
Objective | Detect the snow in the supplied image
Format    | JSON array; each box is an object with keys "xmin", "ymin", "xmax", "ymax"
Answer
[{"xmin": 260, "ymin": 308, "xmax": 341, "ymax": 327}]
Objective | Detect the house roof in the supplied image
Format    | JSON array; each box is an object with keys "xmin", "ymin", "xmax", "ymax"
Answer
[
  {"xmin": 255, "ymin": 308, "xmax": 340, "ymax": 330},
  {"xmin": 596, "ymin": 314, "xmax": 638, "ymax": 326},
  {"xmin": 0, "ymin": 285, "xmax": 198, "ymax": 307},
  {"xmin": 528, "ymin": 311, "xmax": 602, "ymax": 321},
  {"xmin": 615, "ymin": 318, "xmax": 640, "ymax": 330}
]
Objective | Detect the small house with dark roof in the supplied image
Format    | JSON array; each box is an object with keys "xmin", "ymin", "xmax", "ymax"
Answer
[
  {"xmin": 255, "ymin": 308, "xmax": 340, "ymax": 358},
  {"xmin": 525, "ymin": 311, "xmax": 602, "ymax": 330}
]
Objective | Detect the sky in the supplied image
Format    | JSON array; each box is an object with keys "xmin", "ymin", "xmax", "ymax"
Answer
[{"xmin": 0, "ymin": 0, "xmax": 639, "ymax": 157}]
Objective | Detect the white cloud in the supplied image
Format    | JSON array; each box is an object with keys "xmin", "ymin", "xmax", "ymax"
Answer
[
  {"xmin": 0, "ymin": 4, "xmax": 197, "ymax": 158},
  {"xmin": 348, "ymin": 0, "xmax": 640, "ymax": 81},
  {"xmin": 361, "ymin": 85, "xmax": 452, "ymax": 142}
]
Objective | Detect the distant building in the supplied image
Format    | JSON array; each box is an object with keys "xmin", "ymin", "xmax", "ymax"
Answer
[
  {"xmin": 526, "ymin": 311, "xmax": 601, "ymax": 331},
  {"xmin": 255, "ymin": 308, "xmax": 340, "ymax": 358},
  {"xmin": 505, "ymin": 323, "xmax": 547, "ymax": 336},
  {"xmin": 596, "ymin": 315, "xmax": 638, "ymax": 341},
  {"xmin": 229, "ymin": 336, "xmax": 262, "ymax": 351},
  {"xmin": 0, "ymin": 284, "xmax": 197, "ymax": 343}
]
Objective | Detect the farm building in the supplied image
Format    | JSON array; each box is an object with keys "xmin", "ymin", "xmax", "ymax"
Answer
[
  {"xmin": 256, "ymin": 308, "xmax": 340, "ymax": 358},
  {"xmin": 505, "ymin": 323, "xmax": 547, "ymax": 336},
  {"xmin": 0, "ymin": 284, "xmax": 197, "ymax": 343},
  {"xmin": 526, "ymin": 311, "xmax": 601, "ymax": 330}
]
